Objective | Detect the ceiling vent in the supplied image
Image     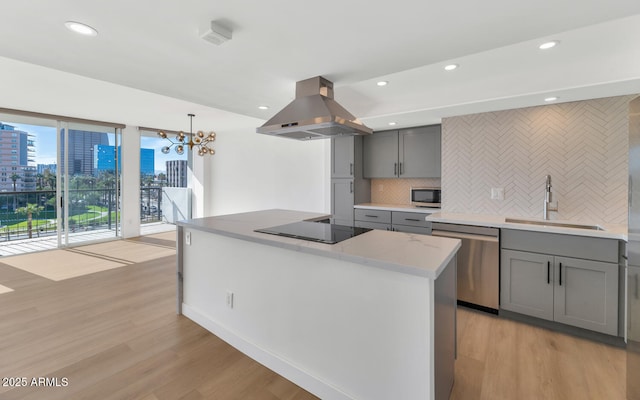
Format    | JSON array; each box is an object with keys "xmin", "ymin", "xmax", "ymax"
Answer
[{"xmin": 200, "ymin": 21, "xmax": 232, "ymax": 45}]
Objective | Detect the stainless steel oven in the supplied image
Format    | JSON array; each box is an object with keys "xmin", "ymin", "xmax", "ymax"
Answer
[
  {"xmin": 410, "ymin": 187, "xmax": 441, "ymax": 208},
  {"xmin": 431, "ymin": 222, "xmax": 499, "ymax": 313}
]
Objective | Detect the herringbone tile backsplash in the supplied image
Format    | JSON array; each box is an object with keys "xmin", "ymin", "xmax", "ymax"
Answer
[
  {"xmin": 441, "ymin": 95, "xmax": 636, "ymax": 225},
  {"xmin": 370, "ymin": 178, "xmax": 441, "ymax": 205}
]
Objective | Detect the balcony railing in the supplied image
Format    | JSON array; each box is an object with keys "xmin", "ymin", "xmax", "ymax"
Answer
[{"xmin": 0, "ymin": 187, "xmax": 164, "ymax": 242}]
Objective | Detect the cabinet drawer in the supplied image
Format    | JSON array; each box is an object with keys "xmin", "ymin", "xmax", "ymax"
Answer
[
  {"xmin": 354, "ymin": 209, "xmax": 392, "ymax": 224},
  {"xmin": 392, "ymin": 211, "xmax": 428, "ymax": 227},
  {"xmin": 355, "ymin": 220, "xmax": 391, "ymax": 231},
  {"xmin": 501, "ymin": 229, "xmax": 618, "ymax": 263},
  {"xmin": 392, "ymin": 225, "xmax": 430, "ymax": 235}
]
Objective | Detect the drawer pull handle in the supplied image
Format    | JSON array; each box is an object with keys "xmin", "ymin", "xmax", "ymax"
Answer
[
  {"xmin": 405, "ymin": 218, "xmax": 421, "ymax": 222},
  {"xmin": 394, "ymin": 163, "xmax": 398, "ymax": 175},
  {"xmin": 547, "ymin": 261, "xmax": 550, "ymax": 284},
  {"xmin": 350, "ymin": 163, "xmax": 353, "ymax": 176},
  {"xmin": 365, "ymin": 214, "xmax": 379, "ymax": 218}
]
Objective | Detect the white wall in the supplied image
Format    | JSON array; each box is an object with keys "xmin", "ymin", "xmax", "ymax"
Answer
[
  {"xmin": 208, "ymin": 126, "xmax": 330, "ymax": 216},
  {"xmin": 0, "ymin": 56, "xmax": 331, "ymax": 223}
]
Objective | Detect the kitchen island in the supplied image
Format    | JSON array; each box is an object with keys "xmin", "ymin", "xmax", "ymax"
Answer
[{"xmin": 176, "ymin": 209, "xmax": 460, "ymax": 400}]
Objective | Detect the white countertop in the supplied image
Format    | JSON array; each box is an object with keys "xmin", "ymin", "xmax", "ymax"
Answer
[
  {"xmin": 177, "ymin": 209, "xmax": 461, "ymax": 279},
  {"xmin": 355, "ymin": 203, "xmax": 440, "ymax": 214},
  {"xmin": 426, "ymin": 211, "xmax": 627, "ymax": 240}
]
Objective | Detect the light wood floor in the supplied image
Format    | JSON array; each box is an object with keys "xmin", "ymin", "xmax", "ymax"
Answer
[{"xmin": 0, "ymin": 236, "xmax": 626, "ymax": 400}]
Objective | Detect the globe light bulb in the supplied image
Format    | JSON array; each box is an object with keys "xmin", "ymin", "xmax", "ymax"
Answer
[{"xmin": 161, "ymin": 146, "xmax": 170, "ymax": 154}]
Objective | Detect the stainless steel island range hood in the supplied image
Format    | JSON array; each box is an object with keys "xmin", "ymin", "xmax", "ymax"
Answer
[{"xmin": 256, "ymin": 76, "xmax": 372, "ymax": 140}]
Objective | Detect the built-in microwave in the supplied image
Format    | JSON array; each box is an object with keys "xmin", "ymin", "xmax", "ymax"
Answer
[{"xmin": 410, "ymin": 187, "xmax": 441, "ymax": 208}]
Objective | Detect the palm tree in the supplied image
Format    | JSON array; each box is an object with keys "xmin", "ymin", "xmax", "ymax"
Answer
[
  {"xmin": 35, "ymin": 173, "xmax": 45, "ymax": 190},
  {"xmin": 10, "ymin": 173, "xmax": 20, "ymax": 191},
  {"xmin": 15, "ymin": 203, "xmax": 45, "ymax": 239}
]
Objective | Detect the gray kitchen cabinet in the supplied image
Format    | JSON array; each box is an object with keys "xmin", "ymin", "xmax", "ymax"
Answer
[
  {"xmin": 331, "ymin": 135, "xmax": 356, "ymax": 178},
  {"xmin": 363, "ymin": 130, "xmax": 398, "ymax": 178},
  {"xmin": 399, "ymin": 125, "xmax": 441, "ymax": 178},
  {"xmin": 553, "ymin": 256, "xmax": 618, "ymax": 335},
  {"xmin": 501, "ymin": 229, "xmax": 620, "ymax": 336},
  {"xmin": 501, "ymin": 249, "xmax": 555, "ymax": 321},
  {"xmin": 354, "ymin": 208, "xmax": 430, "ymax": 234},
  {"xmin": 330, "ymin": 136, "xmax": 370, "ymax": 226},
  {"xmin": 363, "ymin": 125, "xmax": 441, "ymax": 179},
  {"xmin": 331, "ymin": 179, "xmax": 355, "ymax": 226},
  {"xmin": 354, "ymin": 220, "xmax": 391, "ymax": 231}
]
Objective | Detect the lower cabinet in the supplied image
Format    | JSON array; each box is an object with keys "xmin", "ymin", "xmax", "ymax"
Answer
[
  {"xmin": 354, "ymin": 209, "xmax": 431, "ymax": 234},
  {"xmin": 501, "ymin": 249, "xmax": 619, "ymax": 335}
]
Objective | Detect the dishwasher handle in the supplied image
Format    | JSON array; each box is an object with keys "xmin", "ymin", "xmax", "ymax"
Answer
[{"xmin": 432, "ymin": 230, "xmax": 498, "ymax": 243}]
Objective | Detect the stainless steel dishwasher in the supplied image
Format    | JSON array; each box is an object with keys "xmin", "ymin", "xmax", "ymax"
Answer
[{"xmin": 431, "ymin": 222, "xmax": 499, "ymax": 313}]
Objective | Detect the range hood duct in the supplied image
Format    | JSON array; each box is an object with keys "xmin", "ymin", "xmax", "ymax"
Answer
[{"xmin": 256, "ymin": 76, "xmax": 372, "ymax": 140}]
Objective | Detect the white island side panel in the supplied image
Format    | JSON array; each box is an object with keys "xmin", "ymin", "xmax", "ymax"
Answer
[{"xmin": 182, "ymin": 229, "xmax": 433, "ymax": 400}]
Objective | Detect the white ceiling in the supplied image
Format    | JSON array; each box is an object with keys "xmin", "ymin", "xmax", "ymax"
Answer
[{"xmin": 1, "ymin": 0, "xmax": 640, "ymax": 131}]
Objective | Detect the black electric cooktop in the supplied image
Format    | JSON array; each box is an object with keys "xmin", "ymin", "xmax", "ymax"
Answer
[{"xmin": 254, "ymin": 221, "xmax": 372, "ymax": 244}]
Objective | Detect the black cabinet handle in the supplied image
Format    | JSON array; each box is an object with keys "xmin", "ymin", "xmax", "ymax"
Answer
[
  {"xmin": 559, "ymin": 262, "xmax": 562, "ymax": 286},
  {"xmin": 350, "ymin": 181, "xmax": 353, "ymax": 194},
  {"xmin": 547, "ymin": 261, "xmax": 550, "ymax": 284},
  {"xmin": 394, "ymin": 163, "xmax": 398, "ymax": 175},
  {"xmin": 405, "ymin": 218, "xmax": 421, "ymax": 222},
  {"xmin": 365, "ymin": 214, "xmax": 378, "ymax": 218},
  {"xmin": 350, "ymin": 163, "xmax": 353, "ymax": 176},
  {"xmin": 400, "ymin": 162, "xmax": 403, "ymax": 175}
]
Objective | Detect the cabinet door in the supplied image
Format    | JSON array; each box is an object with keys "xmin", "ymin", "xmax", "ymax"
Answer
[
  {"xmin": 363, "ymin": 130, "xmax": 398, "ymax": 178},
  {"xmin": 331, "ymin": 179, "xmax": 354, "ymax": 226},
  {"xmin": 630, "ymin": 266, "xmax": 640, "ymax": 341},
  {"xmin": 331, "ymin": 136, "xmax": 355, "ymax": 178},
  {"xmin": 399, "ymin": 125, "xmax": 441, "ymax": 178},
  {"xmin": 553, "ymin": 256, "xmax": 618, "ymax": 335},
  {"xmin": 501, "ymin": 250, "xmax": 554, "ymax": 320}
]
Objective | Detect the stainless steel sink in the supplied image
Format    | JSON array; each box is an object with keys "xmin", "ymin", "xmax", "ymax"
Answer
[{"xmin": 504, "ymin": 218, "xmax": 605, "ymax": 231}]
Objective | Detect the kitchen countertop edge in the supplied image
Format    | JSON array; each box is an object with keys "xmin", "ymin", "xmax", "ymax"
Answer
[
  {"xmin": 354, "ymin": 203, "xmax": 440, "ymax": 213},
  {"xmin": 177, "ymin": 209, "xmax": 461, "ymax": 280},
  {"xmin": 426, "ymin": 212, "xmax": 627, "ymax": 240}
]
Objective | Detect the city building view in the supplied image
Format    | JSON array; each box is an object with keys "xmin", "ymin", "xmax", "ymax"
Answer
[{"xmin": 0, "ymin": 121, "xmax": 187, "ymax": 243}]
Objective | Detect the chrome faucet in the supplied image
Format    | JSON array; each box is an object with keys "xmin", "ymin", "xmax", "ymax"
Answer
[{"xmin": 543, "ymin": 175, "xmax": 558, "ymax": 220}]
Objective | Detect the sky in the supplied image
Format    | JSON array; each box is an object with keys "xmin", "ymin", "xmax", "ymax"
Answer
[{"xmin": 3, "ymin": 121, "xmax": 186, "ymax": 174}]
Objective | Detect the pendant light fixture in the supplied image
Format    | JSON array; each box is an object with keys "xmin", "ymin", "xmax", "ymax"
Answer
[{"xmin": 158, "ymin": 114, "xmax": 216, "ymax": 156}]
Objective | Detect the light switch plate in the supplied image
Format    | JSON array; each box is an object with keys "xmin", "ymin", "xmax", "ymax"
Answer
[{"xmin": 491, "ymin": 188, "xmax": 504, "ymax": 200}]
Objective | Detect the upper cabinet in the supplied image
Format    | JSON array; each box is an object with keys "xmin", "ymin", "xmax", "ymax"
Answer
[
  {"xmin": 331, "ymin": 136, "xmax": 356, "ymax": 178},
  {"xmin": 363, "ymin": 125, "xmax": 441, "ymax": 179}
]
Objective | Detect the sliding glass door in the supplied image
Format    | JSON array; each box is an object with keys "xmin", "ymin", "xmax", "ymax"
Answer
[{"xmin": 57, "ymin": 121, "xmax": 121, "ymax": 247}]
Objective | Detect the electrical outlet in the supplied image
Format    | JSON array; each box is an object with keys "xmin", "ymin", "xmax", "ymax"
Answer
[
  {"xmin": 226, "ymin": 291, "xmax": 234, "ymax": 309},
  {"xmin": 491, "ymin": 188, "xmax": 504, "ymax": 200},
  {"xmin": 185, "ymin": 231, "xmax": 191, "ymax": 245}
]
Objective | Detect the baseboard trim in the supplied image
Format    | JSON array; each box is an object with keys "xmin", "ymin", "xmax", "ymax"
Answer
[
  {"xmin": 182, "ymin": 303, "xmax": 354, "ymax": 400},
  {"xmin": 499, "ymin": 309, "xmax": 626, "ymax": 348}
]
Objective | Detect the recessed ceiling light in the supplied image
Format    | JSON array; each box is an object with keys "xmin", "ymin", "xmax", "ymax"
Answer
[
  {"xmin": 377, "ymin": 81, "xmax": 388, "ymax": 86},
  {"xmin": 544, "ymin": 96, "xmax": 558, "ymax": 102},
  {"xmin": 64, "ymin": 21, "xmax": 98, "ymax": 36},
  {"xmin": 388, "ymin": 122, "xmax": 397, "ymax": 126},
  {"xmin": 258, "ymin": 105, "xmax": 269, "ymax": 110},
  {"xmin": 444, "ymin": 64, "xmax": 458, "ymax": 71},
  {"xmin": 538, "ymin": 40, "xmax": 559, "ymax": 50}
]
